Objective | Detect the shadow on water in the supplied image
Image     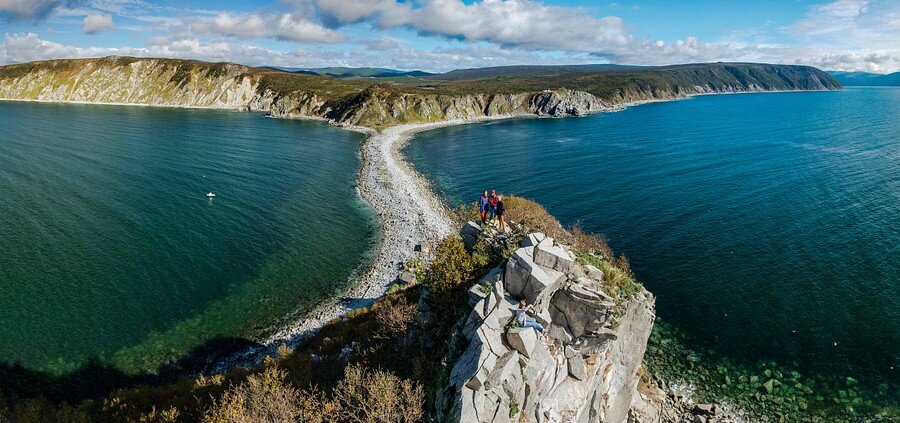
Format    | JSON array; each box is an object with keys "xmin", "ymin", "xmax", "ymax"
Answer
[{"xmin": 0, "ymin": 336, "xmax": 263, "ymax": 405}]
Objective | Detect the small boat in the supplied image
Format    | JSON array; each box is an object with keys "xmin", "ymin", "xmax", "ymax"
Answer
[{"xmin": 206, "ymin": 192, "xmax": 216, "ymax": 198}]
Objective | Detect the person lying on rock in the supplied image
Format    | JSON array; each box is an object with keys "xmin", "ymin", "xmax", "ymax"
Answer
[
  {"xmin": 479, "ymin": 191, "xmax": 490, "ymax": 224},
  {"xmin": 516, "ymin": 300, "xmax": 544, "ymax": 334}
]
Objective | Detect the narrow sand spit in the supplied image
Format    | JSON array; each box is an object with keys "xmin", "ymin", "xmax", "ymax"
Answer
[
  {"xmin": 224, "ymin": 97, "xmax": 719, "ymax": 368},
  {"xmin": 223, "ymin": 118, "xmax": 521, "ymax": 368}
]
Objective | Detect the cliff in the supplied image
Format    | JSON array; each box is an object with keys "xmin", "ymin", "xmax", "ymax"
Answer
[
  {"xmin": 0, "ymin": 57, "xmax": 841, "ymax": 128},
  {"xmin": 436, "ymin": 224, "xmax": 656, "ymax": 422}
]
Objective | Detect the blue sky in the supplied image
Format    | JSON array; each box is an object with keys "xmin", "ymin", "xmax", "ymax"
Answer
[{"xmin": 0, "ymin": 0, "xmax": 897, "ymax": 72}]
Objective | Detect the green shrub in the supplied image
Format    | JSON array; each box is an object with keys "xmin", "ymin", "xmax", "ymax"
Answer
[
  {"xmin": 425, "ymin": 238, "xmax": 476, "ymax": 294},
  {"xmin": 203, "ymin": 366, "xmax": 303, "ymax": 423},
  {"xmin": 332, "ymin": 365, "xmax": 424, "ymax": 423},
  {"xmin": 574, "ymin": 251, "xmax": 641, "ymax": 302},
  {"xmin": 373, "ymin": 296, "xmax": 418, "ymax": 338}
]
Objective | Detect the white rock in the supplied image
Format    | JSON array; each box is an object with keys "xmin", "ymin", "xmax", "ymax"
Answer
[
  {"xmin": 567, "ymin": 354, "xmax": 586, "ymax": 381},
  {"xmin": 584, "ymin": 264, "xmax": 604, "ymax": 282},
  {"xmin": 504, "ymin": 247, "xmax": 536, "ymax": 298},
  {"xmin": 506, "ymin": 327, "xmax": 538, "ymax": 358},
  {"xmin": 468, "ymin": 284, "xmax": 489, "ymax": 308},
  {"xmin": 521, "ymin": 232, "xmax": 546, "ymax": 247},
  {"xmin": 534, "ymin": 243, "xmax": 576, "ymax": 274}
]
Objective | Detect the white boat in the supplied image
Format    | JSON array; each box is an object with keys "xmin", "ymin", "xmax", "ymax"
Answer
[{"xmin": 206, "ymin": 192, "xmax": 216, "ymax": 198}]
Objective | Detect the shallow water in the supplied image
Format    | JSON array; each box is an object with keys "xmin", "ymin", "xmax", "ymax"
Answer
[
  {"xmin": 405, "ymin": 88, "xmax": 899, "ymax": 388},
  {"xmin": 0, "ymin": 102, "xmax": 378, "ymax": 376}
]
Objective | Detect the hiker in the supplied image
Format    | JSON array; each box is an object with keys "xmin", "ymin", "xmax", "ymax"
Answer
[
  {"xmin": 488, "ymin": 190, "xmax": 499, "ymax": 223},
  {"xmin": 496, "ymin": 195, "xmax": 507, "ymax": 232},
  {"xmin": 516, "ymin": 300, "xmax": 543, "ymax": 333},
  {"xmin": 478, "ymin": 191, "xmax": 490, "ymax": 224}
]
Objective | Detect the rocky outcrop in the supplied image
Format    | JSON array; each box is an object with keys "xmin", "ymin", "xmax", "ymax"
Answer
[{"xmin": 437, "ymin": 226, "xmax": 655, "ymax": 422}]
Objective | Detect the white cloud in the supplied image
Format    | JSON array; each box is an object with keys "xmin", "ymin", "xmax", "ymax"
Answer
[
  {"xmin": 83, "ymin": 12, "xmax": 113, "ymax": 34},
  {"xmin": 787, "ymin": 0, "xmax": 870, "ymax": 37},
  {"xmin": 805, "ymin": 50, "xmax": 899, "ymax": 72},
  {"xmin": 314, "ymin": 0, "xmax": 632, "ymax": 52},
  {"xmin": 1, "ymin": 0, "xmax": 898, "ymax": 73},
  {"xmin": 313, "ymin": 0, "xmax": 405, "ymax": 26},
  {"xmin": 359, "ymin": 37, "xmax": 399, "ymax": 51},
  {"xmin": 0, "ymin": 0, "xmax": 81, "ymax": 21},
  {"xmin": 189, "ymin": 12, "xmax": 347, "ymax": 43}
]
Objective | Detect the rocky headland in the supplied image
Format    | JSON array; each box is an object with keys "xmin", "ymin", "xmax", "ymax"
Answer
[{"xmin": 436, "ymin": 227, "xmax": 655, "ymax": 422}]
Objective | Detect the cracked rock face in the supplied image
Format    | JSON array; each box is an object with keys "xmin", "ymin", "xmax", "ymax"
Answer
[{"xmin": 438, "ymin": 227, "xmax": 656, "ymax": 423}]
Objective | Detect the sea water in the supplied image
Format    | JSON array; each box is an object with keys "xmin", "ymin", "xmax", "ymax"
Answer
[
  {"xmin": 405, "ymin": 88, "xmax": 899, "ymax": 389},
  {"xmin": 0, "ymin": 102, "xmax": 378, "ymax": 377}
]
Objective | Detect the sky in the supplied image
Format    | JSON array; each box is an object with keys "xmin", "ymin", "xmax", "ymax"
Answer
[{"xmin": 0, "ymin": 0, "xmax": 897, "ymax": 73}]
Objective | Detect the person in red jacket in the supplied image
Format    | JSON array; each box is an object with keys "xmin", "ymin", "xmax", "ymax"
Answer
[{"xmin": 487, "ymin": 190, "xmax": 499, "ymax": 223}]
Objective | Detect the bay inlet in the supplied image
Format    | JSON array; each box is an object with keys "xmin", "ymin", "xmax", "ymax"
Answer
[{"xmin": 0, "ymin": 101, "xmax": 378, "ymax": 376}]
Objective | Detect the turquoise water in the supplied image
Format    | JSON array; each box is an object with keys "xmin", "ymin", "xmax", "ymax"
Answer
[
  {"xmin": 405, "ymin": 88, "xmax": 899, "ymax": 388},
  {"xmin": 0, "ymin": 102, "xmax": 377, "ymax": 376}
]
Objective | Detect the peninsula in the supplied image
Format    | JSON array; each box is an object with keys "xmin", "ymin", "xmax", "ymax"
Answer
[{"xmin": 0, "ymin": 58, "xmax": 853, "ymax": 422}]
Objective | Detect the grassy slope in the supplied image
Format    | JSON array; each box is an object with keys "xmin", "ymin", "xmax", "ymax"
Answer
[{"xmin": 0, "ymin": 57, "xmax": 841, "ymax": 103}]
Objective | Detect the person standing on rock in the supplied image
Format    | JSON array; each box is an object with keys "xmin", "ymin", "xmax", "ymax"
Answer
[
  {"xmin": 488, "ymin": 190, "xmax": 499, "ymax": 223},
  {"xmin": 496, "ymin": 195, "xmax": 507, "ymax": 232},
  {"xmin": 478, "ymin": 191, "xmax": 490, "ymax": 224},
  {"xmin": 516, "ymin": 300, "xmax": 543, "ymax": 333}
]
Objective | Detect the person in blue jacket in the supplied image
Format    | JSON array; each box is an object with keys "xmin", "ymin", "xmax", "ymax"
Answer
[{"xmin": 478, "ymin": 191, "xmax": 490, "ymax": 224}]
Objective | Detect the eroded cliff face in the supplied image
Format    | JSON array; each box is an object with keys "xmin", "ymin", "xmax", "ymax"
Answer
[
  {"xmin": 436, "ymin": 227, "xmax": 655, "ymax": 422},
  {"xmin": 0, "ymin": 59, "xmax": 262, "ymax": 108},
  {"xmin": 0, "ymin": 57, "xmax": 839, "ymax": 129}
]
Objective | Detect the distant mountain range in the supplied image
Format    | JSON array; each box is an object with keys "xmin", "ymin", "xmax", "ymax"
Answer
[
  {"xmin": 262, "ymin": 64, "xmax": 646, "ymax": 80},
  {"xmin": 268, "ymin": 65, "xmax": 900, "ymax": 87},
  {"xmin": 262, "ymin": 66, "xmax": 436, "ymax": 78},
  {"xmin": 827, "ymin": 71, "xmax": 899, "ymax": 86}
]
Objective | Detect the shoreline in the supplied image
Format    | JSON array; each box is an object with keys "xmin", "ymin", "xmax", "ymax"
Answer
[
  {"xmin": 214, "ymin": 88, "xmax": 833, "ymax": 369},
  {"xmin": 2, "ymin": 87, "xmax": 837, "ymax": 371}
]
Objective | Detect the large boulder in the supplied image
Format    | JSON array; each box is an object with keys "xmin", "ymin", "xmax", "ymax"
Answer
[
  {"xmin": 460, "ymin": 221, "xmax": 483, "ymax": 251},
  {"xmin": 484, "ymin": 350, "xmax": 520, "ymax": 391},
  {"xmin": 449, "ymin": 338, "xmax": 493, "ymax": 388},
  {"xmin": 504, "ymin": 247, "xmax": 536, "ymax": 298},
  {"xmin": 533, "ymin": 242, "xmax": 576, "ymax": 274},
  {"xmin": 506, "ymin": 327, "xmax": 538, "ymax": 358},
  {"xmin": 550, "ymin": 284, "xmax": 614, "ymax": 338},
  {"xmin": 520, "ymin": 232, "xmax": 546, "ymax": 247},
  {"xmin": 505, "ymin": 246, "xmax": 566, "ymax": 306}
]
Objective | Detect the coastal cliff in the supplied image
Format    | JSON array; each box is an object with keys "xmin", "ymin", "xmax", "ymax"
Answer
[
  {"xmin": 0, "ymin": 57, "xmax": 841, "ymax": 128},
  {"xmin": 436, "ymin": 226, "xmax": 655, "ymax": 422}
]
